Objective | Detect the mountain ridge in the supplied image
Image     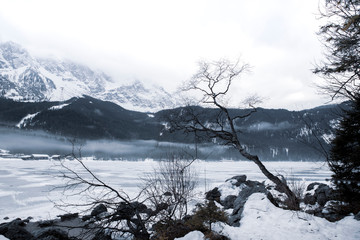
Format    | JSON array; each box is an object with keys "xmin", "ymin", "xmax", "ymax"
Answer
[
  {"xmin": 0, "ymin": 96, "xmax": 346, "ymax": 160},
  {"xmin": 0, "ymin": 41, "xmax": 179, "ymax": 112}
]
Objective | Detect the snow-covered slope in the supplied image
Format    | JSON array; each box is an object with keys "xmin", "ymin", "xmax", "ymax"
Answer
[
  {"xmin": 177, "ymin": 193, "xmax": 360, "ymax": 240},
  {"xmin": 100, "ymin": 80, "xmax": 179, "ymax": 112},
  {"xmin": 0, "ymin": 41, "xmax": 179, "ymax": 112}
]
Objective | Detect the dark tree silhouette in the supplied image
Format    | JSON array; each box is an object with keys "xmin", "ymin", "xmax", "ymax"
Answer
[
  {"xmin": 314, "ymin": 0, "xmax": 360, "ymax": 101},
  {"xmin": 168, "ymin": 59, "xmax": 300, "ymax": 210},
  {"xmin": 329, "ymin": 95, "xmax": 360, "ymax": 204},
  {"xmin": 314, "ymin": 0, "xmax": 360, "ymax": 212}
]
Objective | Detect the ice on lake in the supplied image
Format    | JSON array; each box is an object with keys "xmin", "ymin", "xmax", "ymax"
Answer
[{"xmin": 0, "ymin": 158, "xmax": 331, "ymax": 221}]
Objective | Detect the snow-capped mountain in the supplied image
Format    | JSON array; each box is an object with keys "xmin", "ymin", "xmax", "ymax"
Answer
[
  {"xmin": 100, "ymin": 80, "xmax": 178, "ymax": 112},
  {"xmin": 0, "ymin": 41, "xmax": 179, "ymax": 112}
]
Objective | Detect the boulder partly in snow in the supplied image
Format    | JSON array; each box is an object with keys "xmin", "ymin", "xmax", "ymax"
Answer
[
  {"xmin": 91, "ymin": 204, "xmax": 107, "ymax": 217},
  {"xmin": 228, "ymin": 180, "xmax": 267, "ymax": 226},
  {"xmin": 0, "ymin": 218, "xmax": 34, "ymax": 240},
  {"xmin": 214, "ymin": 175, "xmax": 268, "ymax": 227}
]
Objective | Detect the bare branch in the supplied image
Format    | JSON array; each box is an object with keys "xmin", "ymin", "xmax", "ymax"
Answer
[
  {"xmin": 168, "ymin": 58, "xmax": 300, "ymax": 210},
  {"xmin": 52, "ymin": 142, "xmax": 154, "ymax": 239},
  {"xmin": 314, "ymin": 0, "xmax": 360, "ymax": 101}
]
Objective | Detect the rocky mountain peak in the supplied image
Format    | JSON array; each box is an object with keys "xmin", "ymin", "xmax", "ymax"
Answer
[
  {"xmin": 0, "ymin": 41, "xmax": 179, "ymax": 112},
  {"xmin": 0, "ymin": 41, "xmax": 26, "ymax": 54},
  {"xmin": 0, "ymin": 41, "xmax": 33, "ymax": 69}
]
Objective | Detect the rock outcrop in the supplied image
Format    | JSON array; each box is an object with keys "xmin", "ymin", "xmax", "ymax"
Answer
[{"xmin": 206, "ymin": 175, "xmax": 269, "ymax": 227}]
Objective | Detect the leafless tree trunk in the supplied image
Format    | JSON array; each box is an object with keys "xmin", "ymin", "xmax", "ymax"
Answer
[{"xmin": 168, "ymin": 59, "xmax": 300, "ymax": 210}]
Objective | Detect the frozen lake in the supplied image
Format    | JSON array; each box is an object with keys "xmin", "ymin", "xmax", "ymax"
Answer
[{"xmin": 0, "ymin": 158, "xmax": 331, "ymax": 221}]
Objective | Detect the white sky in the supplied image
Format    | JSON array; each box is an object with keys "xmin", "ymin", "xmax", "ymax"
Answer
[{"xmin": 0, "ymin": 0, "xmax": 330, "ymax": 110}]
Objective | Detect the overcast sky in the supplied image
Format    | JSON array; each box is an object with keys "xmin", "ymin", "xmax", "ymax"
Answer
[{"xmin": 0, "ymin": 0, "xmax": 330, "ymax": 110}]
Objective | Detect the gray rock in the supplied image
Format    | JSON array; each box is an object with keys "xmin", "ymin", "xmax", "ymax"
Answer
[
  {"xmin": 323, "ymin": 212, "xmax": 343, "ymax": 222},
  {"xmin": 315, "ymin": 184, "xmax": 332, "ymax": 195},
  {"xmin": 91, "ymin": 204, "xmax": 107, "ymax": 217},
  {"xmin": 304, "ymin": 193, "xmax": 316, "ymax": 205},
  {"xmin": 306, "ymin": 182, "xmax": 323, "ymax": 191},
  {"xmin": 244, "ymin": 180, "xmax": 265, "ymax": 189},
  {"xmin": 58, "ymin": 213, "xmax": 79, "ymax": 222},
  {"xmin": 317, "ymin": 192, "xmax": 328, "ymax": 206},
  {"xmin": 222, "ymin": 195, "xmax": 237, "ymax": 209},
  {"xmin": 316, "ymin": 201, "xmax": 346, "ymax": 222},
  {"xmin": 205, "ymin": 187, "xmax": 221, "ymax": 202},
  {"xmin": 303, "ymin": 183, "xmax": 350, "ymax": 221},
  {"xmin": 226, "ymin": 175, "xmax": 247, "ymax": 186},
  {"xmin": 81, "ymin": 215, "xmax": 92, "ymax": 222},
  {"xmin": 112, "ymin": 201, "xmax": 147, "ymax": 221},
  {"xmin": 130, "ymin": 202, "xmax": 148, "ymax": 213},
  {"xmin": 0, "ymin": 218, "xmax": 34, "ymax": 240},
  {"xmin": 305, "ymin": 183, "xmax": 335, "ymax": 206},
  {"xmin": 113, "ymin": 202, "xmax": 134, "ymax": 220},
  {"xmin": 34, "ymin": 228, "xmax": 72, "ymax": 240},
  {"xmin": 228, "ymin": 180, "xmax": 267, "ymax": 227},
  {"xmin": 315, "ymin": 184, "xmax": 333, "ymax": 206},
  {"xmin": 354, "ymin": 212, "xmax": 360, "ymax": 221},
  {"xmin": 38, "ymin": 220, "xmax": 55, "ymax": 228}
]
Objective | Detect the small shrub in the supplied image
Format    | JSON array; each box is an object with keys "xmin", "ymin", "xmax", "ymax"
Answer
[
  {"xmin": 330, "ymin": 197, "xmax": 360, "ymax": 217},
  {"xmin": 286, "ymin": 176, "xmax": 306, "ymax": 200},
  {"xmin": 152, "ymin": 219, "xmax": 192, "ymax": 240},
  {"xmin": 152, "ymin": 201, "xmax": 229, "ymax": 240},
  {"xmin": 186, "ymin": 200, "xmax": 228, "ymax": 232}
]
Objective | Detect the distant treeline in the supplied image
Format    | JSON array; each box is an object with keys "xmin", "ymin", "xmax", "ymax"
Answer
[{"xmin": 0, "ymin": 96, "xmax": 349, "ymax": 161}]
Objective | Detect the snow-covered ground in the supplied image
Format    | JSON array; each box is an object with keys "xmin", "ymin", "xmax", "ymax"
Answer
[
  {"xmin": 176, "ymin": 193, "xmax": 360, "ymax": 240},
  {"xmin": 0, "ymin": 158, "xmax": 329, "ymax": 220},
  {"xmin": 1, "ymin": 158, "xmax": 358, "ymax": 239}
]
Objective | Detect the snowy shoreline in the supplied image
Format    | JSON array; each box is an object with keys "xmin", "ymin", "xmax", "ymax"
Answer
[
  {"xmin": 0, "ymin": 158, "xmax": 330, "ymax": 220},
  {"xmin": 1, "ymin": 158, "xmax": 359, "ymax": 239}
]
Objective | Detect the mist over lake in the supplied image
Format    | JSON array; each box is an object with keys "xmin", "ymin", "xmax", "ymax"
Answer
[{"xmin": 0, "ymin": 127, "xmax": 329, "ymax": 161}]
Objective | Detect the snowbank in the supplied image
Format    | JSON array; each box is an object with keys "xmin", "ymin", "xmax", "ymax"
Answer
[
  {"xmin": 213, "ymin": 193, "xmax": 360, "ymax": 240},
  {"xmin": 174, "ymin": 231, "xmax": 205, "ymax": 240}
]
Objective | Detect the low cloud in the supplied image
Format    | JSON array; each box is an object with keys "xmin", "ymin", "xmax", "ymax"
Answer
[{"xmin": 248, "ymin": 121, "xmax": 293, "ymax": 131}]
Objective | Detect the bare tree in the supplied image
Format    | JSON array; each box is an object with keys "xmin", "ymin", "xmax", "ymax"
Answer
[
  {"xmin": 53, "ymin": 142, "xmax": 157, "ymax": 240},
  {"xmin": 141, "ymin": 152, "xmax": 198, "ymax": 221},
  {"xmin": 168, "ymin": 59, "xmax": 300, "ymax": 210},
  {"xmin": 53, "ymin": 141, "xmax": 199, "ymax": 239}
]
